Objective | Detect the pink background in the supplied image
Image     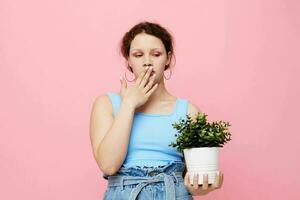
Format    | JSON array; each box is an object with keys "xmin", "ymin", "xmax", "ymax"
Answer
[{"xmin": 1, "ymin": 0, "xmax": 299, "ymax": 199}]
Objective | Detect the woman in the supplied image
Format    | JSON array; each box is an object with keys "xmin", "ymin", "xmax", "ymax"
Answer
[{"xmin": 90, "ymin": 21, "xmax": 223, "ymax": 200}]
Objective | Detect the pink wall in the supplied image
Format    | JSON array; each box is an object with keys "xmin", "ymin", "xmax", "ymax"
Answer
[{"xmin": 1, "ymin": 0, "xmax": 299, "ymax": 199}]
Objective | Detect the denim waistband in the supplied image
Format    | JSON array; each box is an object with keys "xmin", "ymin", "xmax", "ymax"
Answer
[
  {"xmin": 107, "ymin": 160, "xmax": 186, "ymax": 200},
  {"xmin": 117, "ymin": 160, "xmax": 185, "ymax": 176}
]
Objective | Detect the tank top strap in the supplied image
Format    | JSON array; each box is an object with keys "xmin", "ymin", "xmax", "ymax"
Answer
[
  {"xmin": 171, "ymin": 98, "xmax": 189, "ymax": 122},
  {"xmin": 106, "ymin": 92, "xmax": 121, "ymax": 117}
]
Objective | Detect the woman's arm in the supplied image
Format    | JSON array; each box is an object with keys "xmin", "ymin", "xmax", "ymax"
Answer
[{"xmin": 89, "ymin": 94, "xmax": 135, "ymax": 175}]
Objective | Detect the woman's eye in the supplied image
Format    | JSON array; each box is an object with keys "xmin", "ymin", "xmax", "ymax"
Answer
[{"xmin": 134, "ymin": 54, "xmax": 160, "ymax": 57}]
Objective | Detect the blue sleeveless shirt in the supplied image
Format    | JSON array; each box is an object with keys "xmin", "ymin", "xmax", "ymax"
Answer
[{"xmin": 102, "ymin": 92, "xmax": 189, "ymax": 179}]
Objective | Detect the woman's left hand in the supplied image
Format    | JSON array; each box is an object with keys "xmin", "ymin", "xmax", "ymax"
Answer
[{"xmin": 183, "ymin": 171, "xmax": 224, "ymax": 196}]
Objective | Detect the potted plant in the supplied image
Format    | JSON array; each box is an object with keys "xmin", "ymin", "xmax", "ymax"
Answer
[{"xmin": 169, "ymin": 112, "xmax": 232, "ymax": 185}]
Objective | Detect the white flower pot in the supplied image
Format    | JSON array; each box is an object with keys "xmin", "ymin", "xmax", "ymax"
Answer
[{"xmin": 183, "ymin": 147, "xmax": 220, "ymax": 185}]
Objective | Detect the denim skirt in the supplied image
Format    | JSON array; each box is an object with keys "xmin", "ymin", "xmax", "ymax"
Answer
[{"xmin": 102, "ymin": 160, "xmax": 193, "ymax": 200}]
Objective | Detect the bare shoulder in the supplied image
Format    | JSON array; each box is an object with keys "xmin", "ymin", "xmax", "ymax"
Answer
[
  {"xmin": 187, "ymin": 100, "xmax": 202, "ymax": 121},
  {"xmin": 91, "ymin": 93, "xmax": 113, "ymax": 115}
]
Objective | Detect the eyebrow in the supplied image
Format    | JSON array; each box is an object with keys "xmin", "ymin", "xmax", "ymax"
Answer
[{"xmin": 131, "ymin": 48, "xmax": 163, "ymax": 51}]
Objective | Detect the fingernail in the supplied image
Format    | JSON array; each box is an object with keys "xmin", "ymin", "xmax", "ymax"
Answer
[{"xmin": 119, "ymin": 75, "xmax": 122, "ymax": 80}]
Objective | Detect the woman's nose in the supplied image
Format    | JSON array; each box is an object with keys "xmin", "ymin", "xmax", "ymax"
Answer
[
  {"xmin": 144, "ymin": 56, "xmax": 153, "ymax": 65},
  {"xmin": 144, "ymin": 63, "xmax": 152, "ymax": 67}
]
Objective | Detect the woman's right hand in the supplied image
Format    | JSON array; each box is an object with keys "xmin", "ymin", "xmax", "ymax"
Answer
[{"xmin": 119, "ymin": 66, "xmax": 158, "ymax": 109}]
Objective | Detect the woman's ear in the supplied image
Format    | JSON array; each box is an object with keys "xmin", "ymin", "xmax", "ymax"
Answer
[
  {"xmin": 126, "ymin": 60, "xmax": 133, "ymax": 72},
  {"xmin": 166, "ymin": 51, "xmax": 172, "ymax": 66}
]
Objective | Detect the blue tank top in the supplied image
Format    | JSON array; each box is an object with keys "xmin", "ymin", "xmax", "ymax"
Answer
[{"xmin": 102, "ymin": 92, "xmax": 189, "ymax": 179}]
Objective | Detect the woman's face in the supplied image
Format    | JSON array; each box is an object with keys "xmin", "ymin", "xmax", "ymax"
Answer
[{"xmin": 127, "ymin": 33, "xmax": 171, "ymax": 82}]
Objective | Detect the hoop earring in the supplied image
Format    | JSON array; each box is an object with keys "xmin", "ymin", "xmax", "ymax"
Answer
[
  {"xmin": 124, "ymin": 67, "xmax": 135, "ymax": 82},
  {"xmin": 163, "ymin": 66, "xmax": 172, "ymax": 80}
]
